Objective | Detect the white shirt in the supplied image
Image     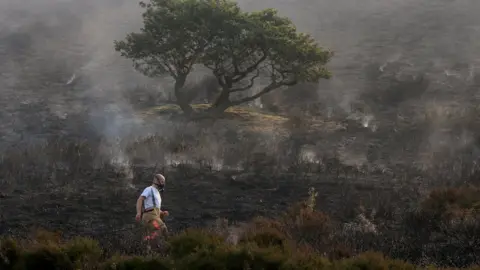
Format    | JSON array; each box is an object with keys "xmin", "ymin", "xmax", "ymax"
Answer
[{"xmin": 141, "ymin": 186, "xmax": 162, "ymax": 210}]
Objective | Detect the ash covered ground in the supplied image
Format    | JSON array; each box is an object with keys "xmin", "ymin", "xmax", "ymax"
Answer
[{"xmin": 1, "ymin": 0, "xmax": 480, "ymax": 258}]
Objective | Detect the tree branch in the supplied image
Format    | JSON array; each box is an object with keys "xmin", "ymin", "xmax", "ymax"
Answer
[
  {"xmin": 229, "ymin": 69, "xmax": 260, "ymax": 92},
  {"xmin": 230, "ymin": 46, "xmax": 251, "ymax": 74},
  {"xmin": 231, "ymin": 52, "xmax": 267, "ymax": 83},
  {"xmin": 162, "ymin": 60, "xmax": 177, "ymax": 78},
  {"xmin": 230, "ymin": 82, "xmax": 282, "ymax": 106}
]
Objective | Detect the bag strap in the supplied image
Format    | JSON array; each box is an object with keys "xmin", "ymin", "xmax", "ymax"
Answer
[{"xmin": 151, "ymin": 187, "xmax": 157, "ymax": 208}]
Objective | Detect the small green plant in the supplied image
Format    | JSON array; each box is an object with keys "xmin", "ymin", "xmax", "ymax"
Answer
[
  {"xmin": 16, "ymin": 246, "xmax": 74, "ymax": 270},
  {"xmin": 335, "ymin": 251, "xmax": 417, "ymax": 270},
  {"xmin": 168, "ymin": 228, "xmax": 226, "ymax": 260},
  {"xmin": 239, "ymin": 225, "xmax": 289, "ymax": 250},
  {"xmin": 62, "ymin": 236, "xmax": 103, "ymax": 269},
  {"xmin": 0, "ymin": 237, "xmax": 20, "ymax": 270},
  {"xmin": 307, "ymin": 187, "xmax": 318, "ymax": 212},
  {"xmin": 102, "ymin": 255, "xmax": 171, "ymax": 270}
]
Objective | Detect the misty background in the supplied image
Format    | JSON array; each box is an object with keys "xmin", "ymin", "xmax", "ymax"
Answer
[{"xmin": 1, "ymin": 0, "xmax": 480, "ymax": 187}]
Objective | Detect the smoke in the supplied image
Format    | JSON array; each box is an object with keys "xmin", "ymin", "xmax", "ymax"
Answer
[
  {"xmin": 1, "ymin": 0, "xmax": 480, "ymax": 181},
  {"xmin": 238, "ymin": 0, "xmax": 480, "ymax": 174},
  {"xmin": 0, "ymin": 0, "xmax": 175, "ymax": 184},
  {"xmin": 72, "ymin": 1, "xmax": 151, "ymax": 181}
]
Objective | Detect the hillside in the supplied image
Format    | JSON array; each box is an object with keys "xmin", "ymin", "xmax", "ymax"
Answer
[{"xmin": 2, "ymin": 0, "xmax": 480, "ymax": 268}]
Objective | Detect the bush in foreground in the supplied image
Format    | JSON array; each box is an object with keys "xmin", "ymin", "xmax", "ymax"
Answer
[
  {"xmin": 4, "ymin": 231, "xmax": 480, "ymax": 270},
  {"xmin": 3, "ymin": 185, "xmax": 480, "ymax": 269},
  {"xmin": 402, "ymin": 185, "xmax": 480, "ymax": 267}
]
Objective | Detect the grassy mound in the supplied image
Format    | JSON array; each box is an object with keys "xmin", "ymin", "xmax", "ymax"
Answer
[
  {"xmin": 142, "ymin": 103, "xmax": 287, "ymax": 120},
  {"xmin": 139, "ymin": 103, "xmax": 344, "ymax": 134}
]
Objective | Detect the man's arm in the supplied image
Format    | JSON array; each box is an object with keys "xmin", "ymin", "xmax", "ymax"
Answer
[{"xmin": 136, "ymin": 196, "xmax": 145, "ymax": 218}]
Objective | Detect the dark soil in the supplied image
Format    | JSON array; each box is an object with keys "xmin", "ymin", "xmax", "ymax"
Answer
[{"xmin": 0, "ymin": 162, "xmax": 417, "ymax": 253}]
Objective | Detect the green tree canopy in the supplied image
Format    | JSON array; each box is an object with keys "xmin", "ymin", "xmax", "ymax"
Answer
[
  {"xmin": 115, "ymin": 0, "xmax": 333, "ymax": 116},
  {"xmin": 114, "ymin": 0, "xmax": 242, "ymax": 115},
  {"xmin": 202, "ymin": 8, "xmax": 333, "ymax": 113}
]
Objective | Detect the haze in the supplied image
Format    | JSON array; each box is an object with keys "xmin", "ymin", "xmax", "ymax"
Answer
[{"xmin": 1, "ymin": 0, "xmax": 480, "ymax": 182}]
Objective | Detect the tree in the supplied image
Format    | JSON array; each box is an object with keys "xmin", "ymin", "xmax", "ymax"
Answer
[
  {"xmin": 114, "ymin": 0, "xmax": 242, "ymax": 115},
  {"xmin": 115, "ymin": 0, "xmax": 333, "ymax": 117},
  {"xmin": 202, "ymin": 8, "xmax": 333, "ymax": 114}
]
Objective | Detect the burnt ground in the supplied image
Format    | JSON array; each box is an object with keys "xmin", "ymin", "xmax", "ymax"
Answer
[
  {"xmin": 0, "ymin": 162, "xmax": 420, "ymax": 253},
  {"xmin": 0, "ymin": 107, "xmax": 460, "ymax": 256}
]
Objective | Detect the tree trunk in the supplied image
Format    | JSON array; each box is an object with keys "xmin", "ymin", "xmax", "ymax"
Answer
[
  {"xmin": 174, "ymin": 75, "xmax": 194, "ymax": 115},
  {"xmin": 208, "ymin": 89, "xmax": 232, "ymax": 115}
]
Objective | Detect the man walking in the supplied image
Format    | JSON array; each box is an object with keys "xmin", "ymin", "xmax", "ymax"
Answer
[{"xmin": 136, "ymin": 173, "xmax": 169, "ymax": 246}]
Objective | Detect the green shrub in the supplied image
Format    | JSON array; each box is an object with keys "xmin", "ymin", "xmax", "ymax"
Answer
[
  {"xmin": 420, "ymin": 185, "xmax": 480, "ymax": 221},
  {"xmin": 240, "ymin": 228, "xmax": 288, "ymax": 249},
  {"xmin": 402, "ymin": 185, "xmax": 480, "ymax": 267},
  {"xmin": 15, "ymin": 245, "xmax": 74, "ymax": 270},
  {"xmin": 30, "ymin": 229, "xmax": 64, "ymax": 246},
  {"xmin": 224, "ymin": 245, "xmax": 286, "ymax": 270},
  {"xmin": 0, "ymin": 237, "xmax": 21, "ymax": 270},
  {"xmin": 62, "ymin": 236, "xmax": 103, "ymax": 269},
  {"xmin": 281, "ymin": 253, "xmax": 332, "ymax": 270},
  {"xmin": 168, "ymin": 229, "xmax": 226, "ymax": 260},
  {"xmin": 174, "ymin": 239, "xmax": 292, "ymax": 270},
  {"xmin": 327, "ymin": 244, "xmax": 354, "ymax": 261},
  {"xmin": 176, "ymin": 248, "xmax": 229, "ymax": 270},
  {"xmin": 102, "ymin": 255, "xmax": 171, "ymax": 270},
  {"xmin": 239, "ymin": 218, "xmax": 291, "ymax": 250},
  {"xmin": 282, "ymin": 201, "xmax": 332, "ymax": 252},
  {"xmin": 336, "ymin": 252, "xmax": 416, "ymax": 270}
]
